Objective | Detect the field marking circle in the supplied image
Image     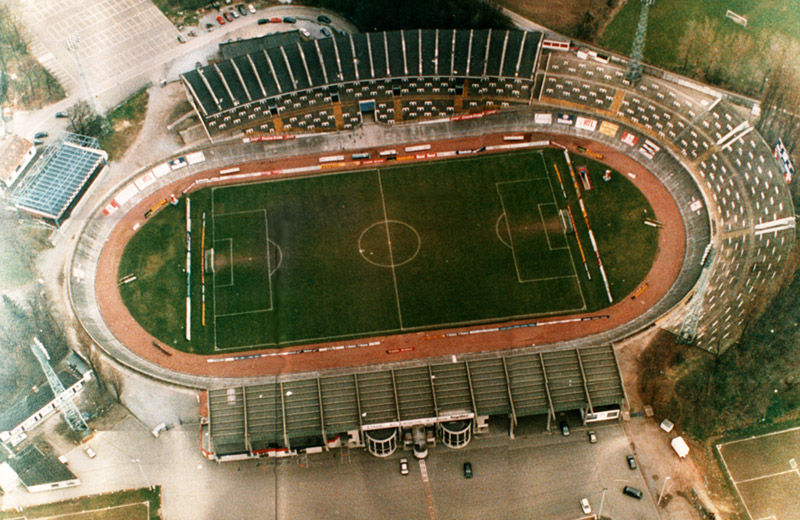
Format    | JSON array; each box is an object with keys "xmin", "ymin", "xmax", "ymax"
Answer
[
  {"xmin": 268, "ymin": 239, "xmax": 283, "ymax": 276},
  {"xmin": 495, "ymin": 214, "xmax": 512, "ymax": 248},
  {"xmin": 358, "ymin": 219, "xmax": 421, "ymax": 268}
]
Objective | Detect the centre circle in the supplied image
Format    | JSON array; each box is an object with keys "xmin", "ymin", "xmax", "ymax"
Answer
[{"xmin": 358, "ymin": 220, "xmax": 421, "ymax": 268}]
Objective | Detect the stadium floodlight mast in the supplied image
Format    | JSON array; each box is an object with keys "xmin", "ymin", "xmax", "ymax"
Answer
[
  {"xmin": 625, "ymin": 0, "xmax": 655, "ymax": 84},
  {"xmin": 65, "ymin": 35, "xmax": 109, "ymax": 131}
]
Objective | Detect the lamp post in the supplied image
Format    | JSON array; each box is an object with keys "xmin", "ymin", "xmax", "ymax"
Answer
[
  {"xmin": 131, "ymin": 458, "xmax": 153, "ymax": 490},
  {"xmin": 657, "ymin": 476, "xmax": 671, "ymax": 506},
  {"xmin": 598, "ymin": 487, "xmax": 607, "ymax": 518}
]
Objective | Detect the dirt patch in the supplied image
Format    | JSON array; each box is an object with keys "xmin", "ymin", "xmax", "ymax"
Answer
[{"xmin": 497, "ymin": 0, "xmax": 620, "ymax": 37}]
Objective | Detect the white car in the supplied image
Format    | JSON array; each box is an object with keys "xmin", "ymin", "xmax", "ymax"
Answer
[
  {"xmin": 247, "ymin": 3, "xmax": 256, "ymax": 13},
  {"xmin": 83, "ymin": 445, "xmax": 97, "ymax": 458},
  {"xmin": 580, "ymin": 498, "xmax": 591, "ymax": 514},
  {"xmin": 399, "ymin": 457, "xmax": 409, "ymax": 475}
]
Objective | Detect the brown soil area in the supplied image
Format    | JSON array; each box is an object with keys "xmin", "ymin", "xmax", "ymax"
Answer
[
  {"xmin": 498, "ymin": 0, "xmax": 618, "ymax": 36},
  {"xmin": 92, "ymin": 131, "xmax": 686, "ymax": 378}
]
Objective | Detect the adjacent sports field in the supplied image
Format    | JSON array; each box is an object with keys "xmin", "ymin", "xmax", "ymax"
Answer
[
  {"xmin": 718, "ymin": 427, "xmax": 800, "ymax": 520},
  {"xmin": 0, "ymin": 487, "xmax": 160, "ymax": 520},
  {"xmin": 119, "ymin": 149, "xmax": 658, "ymax": 353}
]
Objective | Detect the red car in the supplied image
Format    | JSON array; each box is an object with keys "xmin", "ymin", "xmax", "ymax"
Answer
[
  {"xmin": 270, "ymin": 16, "xmax": 281, "ymax": 23},
  {"xmin": 216, "ymin": 14, "xmax": 225, "ymax": 25}
]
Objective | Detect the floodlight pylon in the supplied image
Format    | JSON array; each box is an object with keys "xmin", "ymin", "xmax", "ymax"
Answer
[{"xmin": 625, "ymin": 0, "xmax": 655, "ymax": 84}]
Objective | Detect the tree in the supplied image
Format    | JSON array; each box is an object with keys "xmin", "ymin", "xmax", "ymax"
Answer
[{"xmin": 67, "ymin": 101, "xmax": 104, "ymax": 137}]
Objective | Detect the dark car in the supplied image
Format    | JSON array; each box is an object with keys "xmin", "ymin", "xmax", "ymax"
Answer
[
  {"xmin": 177, "ymin": 35, "xmax": 186, "ymax": 43},
  {"xmin": 257, "ymin": 18, "xmax": 268, "ymax": 24},
  {"xmin": 317, "ymin": 14, "xmax": 331, "ymax": 23},
  {"xmin": 283, "ymin": 16, "xmax": 296, "ymax": 23},
  {"xmin": 623, "ymin": 486, "xmax": 643, "ymax": 499},
  {"xmin": 55, "ymin": 111, "xmax": 68, "ymax": 118},
  {"xmin": 224, "ymin": 11, "xmax": 234, "ymax": 22},
  {"xmin": 236, "ymin": 4, "xmax": 247, "ymax": 15},
  {"xmin": 559, "ymin": 421, "xmax": 570, "ymax": 436},
  {"xmin": 320, "ymin": 26, "xmax": 332, "ymax": 37},
  {"xmin": 463, "ymin": 462, "xmax": 472, "ymax": 479},
  {"xmin": 626, "ymin": 454, "xmax": 637, "ymax": 470},
  {"xmin": 34, "ymin": 131, "xmax": 48, "ymax": 139}
]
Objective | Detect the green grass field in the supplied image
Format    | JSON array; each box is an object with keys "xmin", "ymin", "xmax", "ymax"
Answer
[
  {"xmin": 600, "ymin": 0, "xmax": 800, "ymax": 92},
  {"xmin": 119, "ymin": 149, "xmax": 658, "ymax": 353},
  {"xmin": 0, "ymin": 487, "xmax": 160, "ymax": 520}
]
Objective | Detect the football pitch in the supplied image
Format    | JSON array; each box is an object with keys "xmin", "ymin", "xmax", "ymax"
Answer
[{"xmin": 119, "ymin": 149, "xmax": 658, "ymax": 353}]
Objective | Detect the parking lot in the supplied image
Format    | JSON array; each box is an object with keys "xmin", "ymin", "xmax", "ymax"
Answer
[{"xmin": 2, "ymin": 411, "xmax": 659, "ymax": 520}]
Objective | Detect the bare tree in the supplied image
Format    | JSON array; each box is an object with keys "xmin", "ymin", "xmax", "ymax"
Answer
[{"xmin": 67, "ymin": 101, "xmax": 103, "ymax": 136}]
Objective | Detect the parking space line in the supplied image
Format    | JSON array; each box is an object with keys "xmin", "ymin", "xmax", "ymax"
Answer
[{"xmin": 418, "ymin": 459, "xmax": 437, "ymax": 520}]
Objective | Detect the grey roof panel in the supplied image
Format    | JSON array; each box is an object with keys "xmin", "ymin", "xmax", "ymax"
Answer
[
  {"xmin": 386, "ymin": 31, "xmax": 405, "ymax": 77},
  {"xmin": 420, "ymin": 29, "xmax": 436, "ymax": 76},
  {"xmin": 468, "ymin": 29, "xmax": 489, "ymax": 76}
]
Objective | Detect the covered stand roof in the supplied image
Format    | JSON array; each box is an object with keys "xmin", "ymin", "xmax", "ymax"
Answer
[
  {"xmin": 208, "ymin": 345, "xmax": 625, "ymax": 456},
  {"xmin": 11, "ymin": 133, "xmax": 107, "ymax": 222},
  {"xmin": 182, "ymin": 28, "xmax": 542, "ymax": 118}
]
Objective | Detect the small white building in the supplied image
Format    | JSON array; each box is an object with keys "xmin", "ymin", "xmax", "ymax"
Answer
[
  {"xmin": 0, "ymin": 134, "xmax": 36, "ymax": 191},
  {"xmin": 0, "ymin": 352, "xmax": 93, "ymax": 447}
]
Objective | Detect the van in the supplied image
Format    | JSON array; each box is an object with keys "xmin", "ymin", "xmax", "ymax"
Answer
[{"xmin": 623, "ymin": 486, "xmax": 643, "ymax": 499}]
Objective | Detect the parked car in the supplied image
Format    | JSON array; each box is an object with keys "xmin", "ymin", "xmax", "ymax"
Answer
[
  {"xmin": 623, "ymin": 485, "xmax": 643, "ymax": 499},
  {"xmin": 270, "ymin": 16, "xmax": 281, "ymax": 23},
  {"xmin": 177, "ymin": 35, "xmax": 186, "ymax": 43},
  {"xmin": 216, "ymin": 15, "xmax": 225, "ymax": 25},
  {"xmin": 206, "ymin": 22, "xmax": 215, "ymax": 31},
  {"xmin": 299, "ymin": 27, "xmax": 310, "ymax": 38},
  {"xmin": 399, "ymin": 458, "xmax": 408, "ymax": 475},
  {"xmin": 580, "ymin": 498, "xmax": 591, "ymax": 514},
  {"xmin": 283, "ymin": 16, "xmax": 296, "ymax": 23},
  {"xmin": 257, "ymin": 18, "xmax": 268, "ymax": 24},
  {"xmin": 34, "ymin": 131, "xmax": 48, "ymax": 139},
  {"xmin": 463, "ymin": 461, "xmax": 472, "ymax": 479},
  {"xmin": 317, "ymin": 14, "xmax": 331, "ymax": 23},
  {"xmin": 33, "ymin": 139, "xmax": 44, "ymax": 146},
  {"xmin": 230, "ymin": 9, "xmax": 239, "ymax": 19},
  {"xmin": 224, "ymin": 11, "xmax": 235, "ymax": 21},
  {"xmin": 247, "ymin": 3, "xmax": 256, "ymax": 13},
  {"xmin": 83, "ymin": 445, "xmax": 96, "ymax": 458},
  {"xmin": 320, "ymin": 26, "xmax": 332, "ymax": 37},
  {"xmin": 588, "ymin": 430, "xmax": 597, "ymax": 443},
  {"xmin": 236, "ymin": 4, "xmax": 247, "ymax": 15},
  {"xmin": 626, "ymin": 454, "xmax": 637, "ymax": 470},
  {"xmin": 55, "ymin": 111, "xmax": 68, "ymax": 118},
  {"xmin": 559, "ymin": 421, "xmax": 570, "ymax": 436}
]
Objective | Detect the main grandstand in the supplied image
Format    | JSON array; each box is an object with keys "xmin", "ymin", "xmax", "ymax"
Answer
[
  {"xmin": 181, "ymin": 29, "xmax": 541, "ymax": 139},
  {"xmin": 69, "ymin": 27, "xmax": 795, "ymax": 461}
]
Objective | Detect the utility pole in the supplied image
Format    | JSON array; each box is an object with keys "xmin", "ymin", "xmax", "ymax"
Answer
[{"xmin": 625, "ymin": 0, "xmax": 655, "ymax": 84}]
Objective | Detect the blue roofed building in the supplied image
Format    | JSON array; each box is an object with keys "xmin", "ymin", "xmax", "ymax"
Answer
[{"xmin": 10, "ymin": 133, "xmax": 107, "ymax": 225}]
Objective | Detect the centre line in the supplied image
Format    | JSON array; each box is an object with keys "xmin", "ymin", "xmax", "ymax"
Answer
[{"xmin": 376, "ymin": 170, "xmax": 404, "ymax": 329}]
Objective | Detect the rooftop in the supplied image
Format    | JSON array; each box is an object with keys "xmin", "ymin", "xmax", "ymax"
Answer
[
  {"xmin": 6, "ymin": 444, "xmax": 77, "ymax": 488},
  {"xmin": 0, "ymin": 135, "xmax": 34, "ymax": 185},
  {"xmin": 11, "ymin": 133, "xmax": 107, "ymax": 222}
]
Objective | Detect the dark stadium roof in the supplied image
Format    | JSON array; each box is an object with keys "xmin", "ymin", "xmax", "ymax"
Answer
[
  {"xmin": 0, "ymin": 354, "xmax": 89, "ymax": 433},
  {"xmin": 182, "ymin": 28, "xmax": 542, "ymax": 118},
  {"xmin": 6, "ymin": 444, "xmax": 77, "ymax": 487},
  {"xmin": 207, "ymin": 345, "xmax": 624, "ymax": 455},
  {"xmin": 220, "ymin": 30, "xmax": 303, "ymax": 60},
  {"xmin": 11, "ymin": 133, "xmax": 107, "ymax": 221}
]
